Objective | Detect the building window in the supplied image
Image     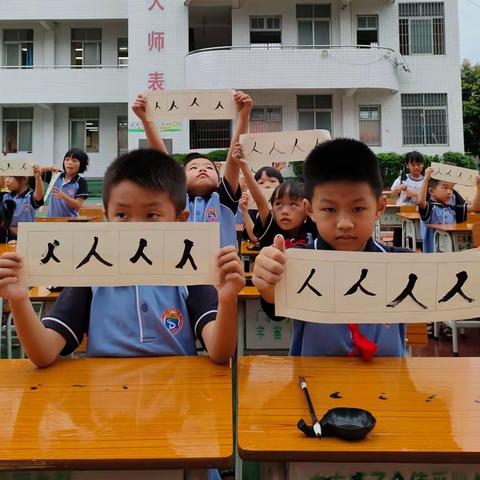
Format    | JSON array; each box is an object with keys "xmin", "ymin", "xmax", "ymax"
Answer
[
  {"xmin": 250, "ymin": 16, "xmax": 282, "ymax": 45},
  {"xmin": 3, "ymin": 29, "xmax": 33, "ymax": 68},
  {"xmin": 117, "ymin": 38, "xmax": 128, "ymax": 67},
  {"xmin": 2, "ymin": 107, "xmax": 33, "ymax": 153},
  {"xmin": 399, "ymin": 2, "xmax": 445, "ymax": 55},
  {"xmin": 297, "ymin": 95, "xmax": 332, "ymax": 133},
  {"xmin": 401, "ymin": 93, "xmax": 448, "ymax": 145},
  {"xmin": 297, "ymin": 4, "xmax": 331, "ymax": 47},
  {"xmin": 190, "ymin": 120, "xmax": 231, "ymax": 149},
  {"xmin": 359, "ymin": 106, "xmax": 381, "ymax": 146},
  {"xmin": 71, "ymin": 28, "xmax": 102, "ymax": 67},
  {"xmin": 357, "ymin": 16, "xmax": 378, "ymax": 46},
  {"xmin": 117, "ymin": 116, "xmax": 128, "ymax": 156},
  {"xmin": 69, "ymin": 107, "xmax": 100, "ymax": 153},
  {"xmin": 250, "ymin": 106, "xmax": 282, "ymax": 133}
]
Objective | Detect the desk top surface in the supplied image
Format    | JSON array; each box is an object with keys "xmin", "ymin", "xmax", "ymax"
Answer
[
  {"xmin": 240, "ymin": 241, "xmax": 260, "ymax": 256},
  {"xmin": 0, "ymin": 357, "xmax": 232, "ymax": 470},
  {"xmin": 398, "ymin": 212, "xmax": 420, "ymax": 220},
  {"xmin": 238, "ymin": 356, "xmax": 480, "ymax": 463},
  {"xmin": 427, "ymin": 222, "xmax": 475, "ymax": 232}
]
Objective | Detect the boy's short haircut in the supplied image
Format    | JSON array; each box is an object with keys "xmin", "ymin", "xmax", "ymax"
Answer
[
  {"xmin": 64, "ymin": 148, "xmax": 89, "ymax": 174},
  {"xmin": 428, "ymin": 177, "xmax": 441, "ymax": 189},
  {"xmin": 184, "ymin": 152, "xmax": 219, "ymax": 177},
  {"xmin": 254, "ymin": 166, "xmax": 284, "ymax": 184},
  {"xmin": 303, "ymin": 138, "xmax": 384, "ymax": 200},
  {"xmin": 270, "ymin": 181, "xmax": 305, "ymax": 205},
  {"xmin": 405, "ymin": 151, "xmax": 424, "ymax": 165},
  {"xmin": 103, "ymin": 149, "xmax": 187, "ymax": 215}
]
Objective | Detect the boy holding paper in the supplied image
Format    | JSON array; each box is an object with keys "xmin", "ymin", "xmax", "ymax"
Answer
[
  {"xmin": 253, "ymin": 138, "xmax": 411, "ymax": 359},
  {"xmin": 132, "ymin": 91, "xmax": 252, "ymax": 248},
  {"xmin": 0, "ymin": 149, "xmax": 244, "ymax": 367}
]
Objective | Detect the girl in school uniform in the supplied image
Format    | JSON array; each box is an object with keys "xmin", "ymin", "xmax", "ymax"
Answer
[{"xmin": 41, "ymin": 148, "xmax": 89, "ymax": 217}]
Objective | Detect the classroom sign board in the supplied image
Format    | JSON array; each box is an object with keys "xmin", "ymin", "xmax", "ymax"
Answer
[
  {"xmin": 431, "ymin": 162, "xmax": 478, "ymax": 188},
  {"xmin": 275, "ymin": 247, "xmax": 480, "ymax": 323},
  {"xmin": 145, "ymin": 89, "xmax": 236, "ymax": 121},
  {"xmin": 0, "ymin": 158, "xmax": 33, "ymax": 176},
  {"xmin": 17, "ymin": 222, "xmax": 219, "ymax": 287},
  {"xmin": 239, "ymin": 129, "xmax": 331, "ymax": 170}
]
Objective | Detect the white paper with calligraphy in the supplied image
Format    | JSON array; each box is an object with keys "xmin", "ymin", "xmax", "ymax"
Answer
[
  {"xmin": 239, "ymin": 129, "xmax": 331, "ymax": 170},
  {"xmin": 275, "ymin": 248, "xmax": 480, "ymax": 323},
  {"xmin": 0, "ymin": 159, "xmax": 33, "ymax": 176},
  {"xmin": 431, "ymin": 162, "xmax": 478, "ymax": 187},
  {"xmin": 17, "ymin": 222, "xmax": 219, "ymax": 287},
  {"xmin": 247, "ymin": 187, "xmax": 274, "ymax": 210},
  {"xmin": 145, "ymin": 89, "xmax": 236, "ymax": 121}
]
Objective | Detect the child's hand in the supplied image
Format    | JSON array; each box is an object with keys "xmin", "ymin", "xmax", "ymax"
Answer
[
  {"xmin": 425, "ymin": 167, "xmax": 434, "ymax": 178},
  {"xmin": 273, "ymin": 161, "xmax": 287, "ymax": 171},
  {"xmin": 32, "ymin": 164, "xmax": 41, "ymax": 178},
  {"xmin": 234, "ymin": 91, "xmax": 252, "ymax": 118},
  {"xmin": 239, "ymin": 191, "xmax": 249, "ymax": 213},
  {"xmin": 132, "ymin": 94, "xmax": 148, "ymax": 122},
  {"xmin": 398, "ymin": 184, "xmax": 407, "ymax": 191},
  {"xmin": 476, "ymin": 176, "xmax": 480, "ymax": 187},
  {"xmin": 0, "ymin": 253, "xmax": 28, "ymax": 302},
  {"xmin": 232, "ymin": 142, "xmax": 248, "ymax": 168},
  {"xmin": 215, "ymin": 246, "xmax": 245, "ymax": 301},
  {"xmin": 52, "ymin": 187, "xmax": 67, "ymax": 200},
  {"xmin": 252, "ymin": 235, "xmax": 286, "ymax": 294}
]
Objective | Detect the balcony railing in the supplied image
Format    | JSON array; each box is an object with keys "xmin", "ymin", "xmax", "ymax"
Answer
[{"xmin": 185, "ymin": 44, "xmax": 410, "ymax": 91}]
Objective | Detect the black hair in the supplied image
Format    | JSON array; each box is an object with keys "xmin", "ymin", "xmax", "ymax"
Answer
[
  {"xmin": 270, "ymin": 181, "xmax": 305, "ymax": 205},
  {"xmin": 254, "ymin": 166, "xmax": 284, "ymax": 184},
  {"xmin": 63, "ymin": 148, "xmax": 89, "ymax": 174},
  {"xmin": 303, "ymin": 138, "xmax": 383, "ymax": 199},
  {"xmin": 404, "ymin": 151, "xmax": 424, "ymax": 165},
  {"xmin": 184, "ymin": 152, "xmax": 219, "ymax": 177},
  {"xmin": 428, "ymin": 177, "xmax": 441, "ymax": 189},
  {"xmin": 0, "ymin": 199, "xmax": 15, "ymax": 229},
  {"xmin": 103, "ymin": 149, "xmax": 186, "ymax": 215}
]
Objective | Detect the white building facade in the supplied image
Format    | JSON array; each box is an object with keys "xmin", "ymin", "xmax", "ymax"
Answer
[{"xmin": 0, "ymin": 0, "xmax": 464, "ymax": 177}]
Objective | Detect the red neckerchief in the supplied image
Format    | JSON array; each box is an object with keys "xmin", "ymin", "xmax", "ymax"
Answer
[
  {"xmin": 347, "ymin": 324, "xmax": 378, "ymax": 361},
  {"xmin": 284, "ymin": 238, "xmax": 307, "ymax": 249}
]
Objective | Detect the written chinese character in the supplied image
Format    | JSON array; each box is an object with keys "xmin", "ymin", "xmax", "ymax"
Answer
[
  {"xmin": 129, "ymin": 238, "xmax": 152, "ymax": 266},
  {"xmin": 40, "ymin": 240, "xmax": 61, "ymax": 264},
  {"xmin": 76, "ymin": 236, "xmax": 113, "ymax": 269},
  {"xmin": 297, "ymin": 268, "xmax": 322, "ymax": 296},
  {"xmin": 148, "ymin": 31, "xmax": 165, "ymax": 51},
  {"xmin": 386, "ymin": 273, "xmax": 428, "ymax": 309},
  {"xmin": 148, "ymin": 72, "xmax": 165, "ymax": 91},
  {"xmin": 438, "ymin": 271, "xmax": 474, "ymax": 304},
  {"xmin": 148, "ymin": 0, "xmax": 164, "ymax": 11},
  {"xmin": 344, "ymin": 268, "xmax": 376, "ymax": 297},
  {"xmin": 175, "ymin": 239, "xmax": 198, "ymax": 270}
]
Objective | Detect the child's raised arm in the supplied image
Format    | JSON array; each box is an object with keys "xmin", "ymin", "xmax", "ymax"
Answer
[
  {"xmin": 417, "ymin": 167, "xmax": 433, "ymax": 209},
  {"xmin": 32, "ymin": 164, "xmax": 45, "ymax": 204},
  {"xmin": 239, "ymin": 192, "xmax": 258, "ymax": 243},
  {"xmin": 202, "ymin": 246, "xmax": 245, "ymax": 363},
  {"xmin": 231, "ymin": 143, "xmax": 270, "ymax": 225},
  {"xmin": 131, "ymin": 94, "xmax": 168, "ymax": 154},
  {"xmin": 0, "ymin": 253, "xmax": 66, "ymax": 367},
  {"xmin": 468, "ymin": 176, "xmax": 480, "ymax": 212},
  {"xmin": 223, "ymin": 91, "xmax": 252, "ymax": 192}
]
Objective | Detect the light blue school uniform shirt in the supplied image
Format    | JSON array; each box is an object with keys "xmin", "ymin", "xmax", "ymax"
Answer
[
  {"xmin": 188, "ymin": 177, "xmax": 240, "ymax": 248},
  {"xmin": 47, "ymin": 172, "xmax": 88, "ymax": 217},
  {"xmin": 261, "ymin": 236, "xmax": 409, "ymax": 357},
  {"xmin": 42, "ymin": 285, "xmax": 218, "ymax": 357},
  {"xmin": 3, "ymin": 188, "xmax": 43, "ymax": 227}
]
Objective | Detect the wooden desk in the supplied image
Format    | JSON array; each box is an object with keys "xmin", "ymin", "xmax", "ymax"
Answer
[
  {"xmin": 0, "ymin": 357, "xmax": 232, "ymax": 471},
  {"xmin": 238, "ymin": 356, "xmax": 480, "ymax": 464},
  {"xmin": 0, "ymin": 244, "xmax": 15, "ymax": 255},
  {"xmin": 35, "ymin": 216, "xmax": 98, "ymax": 223},
  {"xmin": 428, "ymin": 222, "xmax": 475, "ymax": 252},
  {"xmin": 240, "ymin": 241, "xmax": 260, "ymax": 273},
  {"xmin": 28, "ymin": 287, "xmax": 60, "ymax": 302}
]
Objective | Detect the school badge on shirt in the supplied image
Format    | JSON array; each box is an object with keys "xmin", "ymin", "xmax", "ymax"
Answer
[
  {"xmin": 205, "ymin": 208, "xmax": 218, "ymax": 222},
  {"xmin": 161, "ymin": 307, "xmax": 184, "ymax": 335}
]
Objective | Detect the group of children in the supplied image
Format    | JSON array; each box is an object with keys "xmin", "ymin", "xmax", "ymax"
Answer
[
  {"xmin": 0, "ymin": 91, "xmax": 478, "ymax": 370},
  {"xmin": 0, "ymin": 147, "xmax": 90, "ymax": 242}
]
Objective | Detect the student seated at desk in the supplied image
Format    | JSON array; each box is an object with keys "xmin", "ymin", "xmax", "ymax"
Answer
[
  {"xmin": 0, "ymin": 149, "xmax": 245, "ymax": 368},
  {"xmin": 2, "ymin": 165, "xmax": 44, "ymax": 241},
  {"xmin": 132, "ymin": 92, "xmax": 252, "ymax": 248},
  {"xmin": 418, "ymin": 166, "xmax": 480, "ymax": 253},
  {"xmin": 253, "ymin": 138, "xmax": 411, "ymax": 359}
]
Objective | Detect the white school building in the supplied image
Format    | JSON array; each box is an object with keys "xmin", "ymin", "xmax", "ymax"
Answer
[{"xmin": 0, "ymin": 0, "xmax": 464, "ymax": 178}]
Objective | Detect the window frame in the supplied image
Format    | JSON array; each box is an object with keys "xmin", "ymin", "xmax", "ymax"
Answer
[
  {"xmin": 358, "ymin": 104, "xmax": 381, "ymax": 146},
  {"xmin": 249, "ymin": 15, "xmax": 282, "ymax": 45},
  {"xmin": 296, "ymin": 95, "xmax": 333, "ymax": 134},
  {"xmin": 2, "ymin": 29, "xmax": 34, "ymax": 68},
  {"xmin": 71, "ymin": 28, "xmax": 102, "ymax": 68},
  {"xmin": 2, "ymin": 107, "xmax": 34, "ymax": 154},
  {"xmin": 69, "ymin": 107, "xmax": 100, "ymax": 153},
  {"xmin": 296, "ymin": 4, "xmax": 331, "ymax": 47}
]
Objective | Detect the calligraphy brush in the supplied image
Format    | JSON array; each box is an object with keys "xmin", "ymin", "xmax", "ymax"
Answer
[{"xmin": 297, "ymin": 376, "xmax": 322, "ymax": 438}]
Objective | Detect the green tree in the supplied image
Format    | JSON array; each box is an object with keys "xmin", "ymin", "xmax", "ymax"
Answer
[{"xmin": 462, "ymin": 59, "xmax": 480, "ymax": 157}]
